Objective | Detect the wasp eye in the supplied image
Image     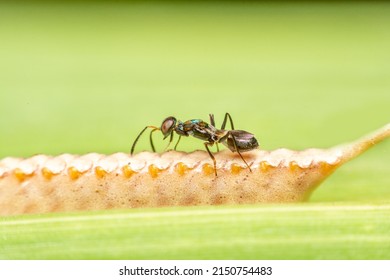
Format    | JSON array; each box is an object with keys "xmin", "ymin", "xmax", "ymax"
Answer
[{"xmin": 161, "ymin": 116, "xmax": 177, "ymax": 137}]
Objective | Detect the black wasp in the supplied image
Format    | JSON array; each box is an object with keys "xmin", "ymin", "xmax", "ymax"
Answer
[{"xmin": 130, "ymin": 113, "xmax": 259, "ymax": 176}]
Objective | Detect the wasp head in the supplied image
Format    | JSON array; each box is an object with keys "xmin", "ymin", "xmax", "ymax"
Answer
[{"xmin": 161, "ymin": 116, "xmax": 177, "ymax": 139}]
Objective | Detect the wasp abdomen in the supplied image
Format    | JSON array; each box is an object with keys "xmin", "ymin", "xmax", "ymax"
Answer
[{"xmin": 225, "ymin": 130, "xmax": 259, "ymax": 152}]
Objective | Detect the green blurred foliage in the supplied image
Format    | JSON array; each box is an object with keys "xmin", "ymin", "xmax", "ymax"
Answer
[{"xmin": 1, "ymin": 204, "xmax": 390, "ymax": 259}]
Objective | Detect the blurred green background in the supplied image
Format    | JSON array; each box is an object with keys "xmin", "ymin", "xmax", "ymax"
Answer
[
  {"xmin": 0, "ymin": 1, "xmax": 390, "ymax": 260},
  {"xmin": 1, "ymin": 1, "xmax": 389, "ymax": 203}
]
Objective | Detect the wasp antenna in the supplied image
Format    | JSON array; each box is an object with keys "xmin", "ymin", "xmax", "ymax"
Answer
[
  {"xmin": 131, "ymin": 126, "xmax": 148, "ymax": 155},
  {"xmin": 131, "ymin": 126, "xmax": 159, "ymax": 155},
  {"xmin": 149, "ymin": 128, "xmax": 160, "ymax": 153}
]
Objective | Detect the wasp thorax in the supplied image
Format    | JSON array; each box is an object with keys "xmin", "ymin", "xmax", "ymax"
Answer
[{"xmin": 161, "ymin": 116, "xmax": 177, "ymax": 138}]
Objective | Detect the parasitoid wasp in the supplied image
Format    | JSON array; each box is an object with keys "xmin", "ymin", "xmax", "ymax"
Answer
[{"xmin": 130, "ymin": 113, "xmax": 259, "ymax": 176}]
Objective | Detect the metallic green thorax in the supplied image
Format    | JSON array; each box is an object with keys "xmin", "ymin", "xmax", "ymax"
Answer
[{"xmin": 176, "ymin": 119, "xmax": 227, "ymax": 143}]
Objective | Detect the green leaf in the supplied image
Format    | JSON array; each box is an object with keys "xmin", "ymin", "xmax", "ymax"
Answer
[{"xmin": 1, "ymin": 203, "xmax": 390, "ymax": 259}]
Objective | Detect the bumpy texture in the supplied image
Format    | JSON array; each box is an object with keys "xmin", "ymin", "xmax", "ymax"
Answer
[{"xmin": 0, "ymin": 123, "xmax": 389, "ymax": 216}]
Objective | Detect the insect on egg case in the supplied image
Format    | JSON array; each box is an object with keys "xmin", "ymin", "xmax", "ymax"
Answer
[
  {"xmin": 131, "ymin": 113, "xmax": 258, "ymax": 176},
  {"xmin": 0, "ymin": 114, "xmax": 389, "ymax": 216}
]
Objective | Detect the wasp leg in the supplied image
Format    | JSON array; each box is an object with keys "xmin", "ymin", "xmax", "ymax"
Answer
[
  {"xmin": 149, "ymin": 128, "xmax": 160, "ymax": 152},
  {"xmin": 221, "ymin": 112, "xmax": 235, "ymax": 130},
  {"xmin": 209, "ymin": 114, "xmax": 216, "ymax": 127},
  {"xmin": 230, "ymin": 132, "xmax": 252, "ymax": 172},
  {"xmin": 164, "ymin": 132, "xmax": 174, "ymax": 151},
  {"xmin": 131, "ymin": 126, "xmax": 159, "ymax": 155},
  {"xmin": 210, "ymin": 114, "xmax": 222, "ymax": 152},
  {"xmin": 174, "ymin": 135, "xmax": 182, "ymax": 151},
  {"xmin": 204, "ymin": 142, "xmax": 217, "ymax": 176}
]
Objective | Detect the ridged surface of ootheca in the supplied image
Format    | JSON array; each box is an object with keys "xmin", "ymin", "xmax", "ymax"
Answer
[
  {"xmin": 2, "ymin": 123, "xmax": 389, "ymax": 216},
  {"xmin": 0, "ymin": 149, "xmax": 340, "ymax": 216}
]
